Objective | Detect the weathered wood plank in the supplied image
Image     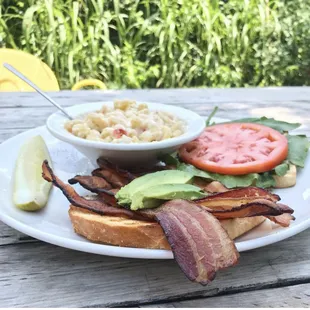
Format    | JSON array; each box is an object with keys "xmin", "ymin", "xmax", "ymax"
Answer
[
  {"xmin": 0, "ymin": 102, "xmax": 310, "ymax": 131},
  {"xmin": 0, "ymin": 222, "xmax": 35, "ymax": 246},
  {"xmin": 0, "ymin": 107, "xmax": 53, "ymax": 129},
  {"xmin": 1, "ymin": 87, "xmax": 310, "ymax": 108},
  {"xmin": 141, "ymin": 283, "xmax": 310, "ymax": 308},
  {"xmin": 0, "ymin": 229, "xmax": 310, "ymax": 307}
]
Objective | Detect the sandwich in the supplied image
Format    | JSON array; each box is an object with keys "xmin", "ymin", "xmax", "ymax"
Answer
[{"xmin": 42, "ymin": 158, "xmax": 294, "ymax": 285}]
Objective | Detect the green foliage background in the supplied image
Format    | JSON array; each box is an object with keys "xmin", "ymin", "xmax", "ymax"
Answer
[{"xmin": 1, "ymin": 0, "xmax": 310, "ymax": 89}]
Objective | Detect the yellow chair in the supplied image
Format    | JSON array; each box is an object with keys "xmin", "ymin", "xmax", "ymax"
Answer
[
  {"xmin": 0, "ymin": 48, "xmax": 106, "ymax": 91},
  {"xmin": 71, "ymin": 79, "xmax": 107, "ymax": 91}
]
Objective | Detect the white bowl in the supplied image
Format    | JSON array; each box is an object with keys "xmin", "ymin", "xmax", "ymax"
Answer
[{"xmin": 46, "ymin": 101, "xmax": 205, "ymax": 167}]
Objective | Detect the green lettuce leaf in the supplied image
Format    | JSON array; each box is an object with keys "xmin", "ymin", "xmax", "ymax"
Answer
[
  {"xmin": 160, "ymin": 154, "xmax": 276, "ymax": 188},
  {"xmin": 158, "ymin": 152, "xmax": 179, "ymax": 166},
  {"xmin": 226, "ymin": 117, "xmax": 301, "ymax": 133},
  {"xmin": 274, "ymin": 162, "xmax": 289, "ymax": 176},
  {"xmin": 287, "ymin": 135, "xmax": 310, "ymax": 167},
  {"xmin": 177, "ymin": 163, "xmax": 275, "ymax": 189},
  {"xmin": 205, "ymin": 108, "xmax": 301, "ymax": 133},
  {"xmin": 206, "ymin": 106, "xmax": 218, "ymax": 126},
  {"xmin": 255, "ymin": 172, "xmax": 276, "ymax": 188}
]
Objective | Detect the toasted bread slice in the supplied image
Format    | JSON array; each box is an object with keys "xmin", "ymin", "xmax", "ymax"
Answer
[{"xmin": 69, "ymin": 206, "xmax": 265, "ymax": 249}]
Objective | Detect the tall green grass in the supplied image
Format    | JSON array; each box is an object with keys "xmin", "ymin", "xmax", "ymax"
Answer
[{"xmin": 1, "ymin": 0, "xmax": 310, "ymax": 89}]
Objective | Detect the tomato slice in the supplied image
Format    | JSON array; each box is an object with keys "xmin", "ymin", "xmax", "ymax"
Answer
[{"xmin": 179, "ymin": 123, "xmax": 288, "ymax": 175}]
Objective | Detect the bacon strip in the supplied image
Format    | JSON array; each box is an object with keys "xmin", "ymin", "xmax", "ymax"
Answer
[
  {"xmin": 207, "ymin": 199, "xmax": 293, "ymax": 220},
  {"xmin": 199, "ymin": 187, "xmax": 280, "ymax": 202},
  {"xmin": 97, "ymin": 188, "xmax": 119, "ymax": 206},
  {"xmin": 196, "ymin": 188, "xmax": 281, "ymax": 211},
  {"xmin": 97, "ymin": 157, "xmax": 170, "ymax": 177},
  {"xmin": 267, "ymin": 214, "xmax": 295, "ymax": 227},
  {"xmin": 97, "ymin": 192, "xmax": 118, "ymax": 206},
  {"xmin": 141, "ymin": 200, "xmax": 239, "ymax": 284},
  {"xmin": 196, "ymin": 186, "xmax": 294, "ymax": 224},
  {"xmin": 91, "ymin": 167, "xmax": 132, "ymax": 188},
  {"xmin": 97, "ymin": 158, "xmax": 136, "ymax": 181},
  {"xmin": 68, "ymin": 175, "xmax": 118, "ymax": 205},
  {"xmin": 195, "ymin": 187, "xmax": 293, "ymax": 220},
  {"xmin": 68, "ymin": 175, "xmax": 119, "ymax": 206},
  {"xmin": 42, "ymin": 160, "xmax": 147, "ymax": 221},
  {"xmin": 69, "ymin": 175, "xmax": 112, "ymax": 191}
]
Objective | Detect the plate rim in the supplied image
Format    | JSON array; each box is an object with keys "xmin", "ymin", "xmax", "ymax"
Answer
[{"xmin": 0, "ymin": 123, "xmax": 310, "ymax": 259}]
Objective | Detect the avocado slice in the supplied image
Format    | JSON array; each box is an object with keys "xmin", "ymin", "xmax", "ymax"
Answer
[
  {"xmin": 116, "ymin": 170, "xmax": 194, "ymax": 206},
  {"xmin": 130, "ymin": 183, "xmax": 207, "ymax": 210}
]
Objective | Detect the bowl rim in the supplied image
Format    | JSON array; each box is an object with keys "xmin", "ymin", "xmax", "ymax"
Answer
[{"xmin": 46, "ymin": 101, "xmax": 205, "ymax": 151}]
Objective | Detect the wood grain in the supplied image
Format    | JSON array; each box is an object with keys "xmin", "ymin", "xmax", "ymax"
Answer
[
  {"xmin": 0, "ymin": 102, "xmax": 310, "ymax": 132},
  {"xmin": 1, "ymin": 88, "xmax": 310, "ymax": 307},
  {"xmin": 0, "ymin": 223, "xmax": 35, "ymax": 246},
  {"xmin": 141, "ymin": 283, "xmax": 310, "ymax": 307},
  {"xmin": 2, "ymin": 87, "xmax": 310, "ymax": 108},
  {"xmin": 1, "ymin": 229, "xmax": 310, "ymax": 307}
]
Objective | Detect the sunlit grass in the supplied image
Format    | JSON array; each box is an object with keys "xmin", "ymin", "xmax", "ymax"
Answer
[{"xmin": 1, "ymin": 0, "xmax": 310, "ymax": 89}]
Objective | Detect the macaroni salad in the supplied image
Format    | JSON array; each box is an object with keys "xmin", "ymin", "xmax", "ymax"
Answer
[{"xmin": 65, "ymin": 100, "xmax": 185, "ymax": 143}]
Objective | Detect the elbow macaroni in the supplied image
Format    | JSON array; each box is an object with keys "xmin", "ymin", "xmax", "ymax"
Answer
[{"xmin": 65, "ymin": 100, "xmax": 185, "ymax": 143}]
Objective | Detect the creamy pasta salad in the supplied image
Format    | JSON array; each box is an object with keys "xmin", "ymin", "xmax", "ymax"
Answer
[{"xmin": 64, "ymin": 100, "xmax": 185, "ymax": 143}]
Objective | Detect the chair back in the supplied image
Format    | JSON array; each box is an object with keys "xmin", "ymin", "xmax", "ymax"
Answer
[{"xmin": 0, "ymin": 48, "xmax": 59, "ymax": 91}]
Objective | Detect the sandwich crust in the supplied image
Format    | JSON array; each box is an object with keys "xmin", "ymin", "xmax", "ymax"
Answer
[{"xmin": 69, "ymin": 206, "xmax": 265, "ymax": 249}]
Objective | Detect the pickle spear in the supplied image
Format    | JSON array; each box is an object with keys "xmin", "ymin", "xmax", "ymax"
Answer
[{"xmin": 13, "ymin": 135, "xmax": 52, "ymax": 211}]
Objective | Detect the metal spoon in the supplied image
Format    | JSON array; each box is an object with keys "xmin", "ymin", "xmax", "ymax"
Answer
[{"xmin": 3, "ymin": 63, "xmax": 73, "ymax": 120}]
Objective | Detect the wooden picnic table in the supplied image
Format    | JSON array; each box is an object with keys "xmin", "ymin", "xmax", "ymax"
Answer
[{"xmin": 1, "ymin": 87, "xmax": 310, "ymax": 307}]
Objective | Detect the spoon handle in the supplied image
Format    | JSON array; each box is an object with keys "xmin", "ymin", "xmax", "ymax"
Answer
[{"xmin": 3, "ymin": 63, "xmax": 73, "ymax": 120}]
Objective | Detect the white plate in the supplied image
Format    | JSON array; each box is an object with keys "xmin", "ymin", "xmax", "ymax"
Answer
[{"xmin": 0, "ymin": 121, "xmax": 310, "ymax": 259}]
